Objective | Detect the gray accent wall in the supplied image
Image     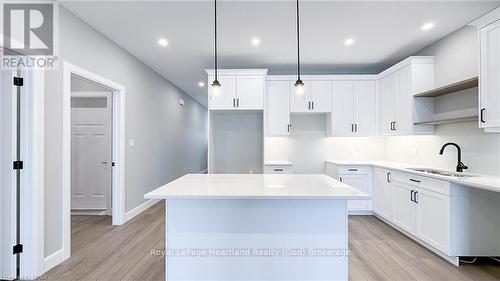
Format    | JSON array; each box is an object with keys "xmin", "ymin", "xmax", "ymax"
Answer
[{"xmin": 44, "ymin": 7, "xmax": 208, "ymax": 256}]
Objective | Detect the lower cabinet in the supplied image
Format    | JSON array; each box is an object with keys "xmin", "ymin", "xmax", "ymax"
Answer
[
  {"xmin": 391, "ymin": 180, "xmax": 417, "ymax": 234},
  {"xmin": 373, "ymin": 168, "xmax": 393, "ymax": 220},
  {"xmin": 339, "ymin": 174, "xmax": 370, "ymax": 212}
]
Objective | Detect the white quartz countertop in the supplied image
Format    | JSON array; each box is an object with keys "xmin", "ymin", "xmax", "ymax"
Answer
[
  {"xmin": 144, "ymin": 174, "xmax": 370, "ymax": 200},
  {"xmin": 326, "ymin": 160, "xmax": 500, "ymax": 193}
]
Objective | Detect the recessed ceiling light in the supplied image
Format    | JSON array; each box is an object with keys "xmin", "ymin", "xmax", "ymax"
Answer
[
  {"xmin": 421, "ymin": 22, "xmax": 435, "ymax": 31},
  {"xmin": 251, "ymin": 38, "xmax": 261, "ymax": 46},
  {"xmin": 198, "ymin": 81, "xmax": 205, "ymax": 87},
  {"xmin": 158, "ymin": 38, "xmax": 168, "ymax": 47},
  {"xmin": 344, "ymin": 38, "xmax": 355, "ymax": 46}
]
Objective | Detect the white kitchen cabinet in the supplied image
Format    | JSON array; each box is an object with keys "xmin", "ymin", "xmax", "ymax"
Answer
[
  {"xmin": 378, "ymin": 57, "xmax": 434, "ymax": 136},
  {"xmin": 328, "ymin": 80, "xmax": 376, "ymax": 137},
  {"xmin": 479, "ymin": 19, "xmax": 500, "ymax": 129},
  {"xmin": 372, "ymin": 168, "xmax": 392, "ymax": 220},
  {"xmin": 289, "ymin": 80, "xmax": 331, "ymax": 113},
  {"xmin": 237, "ymin": 76, "xmax": 264, "ymax": 109},
  {"xmin": 207, "ymin": 69, "xmax": 267, "ymax": 110},
  {"xmin": 265, "ymin": 81, "xmax": 290, "ymax": 136},
  {"xmin": 340, "ymin": 174, "xmax": 370, "ymax": 212},
  {"xmin": 391, "ymin": 180, "xmax": 417, "ymax": 234},
  {"xmin": 208, "ymin": 75, "xmax": 237, "ymax": 109},
  {"xmin": 415, "ymin": 187, "xmax": 451, "ymax": 254}
]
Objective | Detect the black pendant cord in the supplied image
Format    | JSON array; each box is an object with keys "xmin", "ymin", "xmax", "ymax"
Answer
[
  {"xmin": 214, "ymin": 0, "xmax": 218, "ymax": 82},
  {"xmin": 296, "ymin": 0, "xmax": 301, "ymax": 81}
]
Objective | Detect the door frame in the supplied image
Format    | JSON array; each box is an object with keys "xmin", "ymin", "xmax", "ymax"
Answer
[
  {"xmin": 0, "ymin": 66, "xmax": 45, "ymax": 279},
  {"xmin": 62, "ymin": 61, "xmax": 126, "ymax": 262}
]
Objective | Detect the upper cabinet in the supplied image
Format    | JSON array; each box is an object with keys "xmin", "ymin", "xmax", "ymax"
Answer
[
  {"xmin": 206, "ymin": 69, "xmax": 267, "ymax": 110},
  {"xmin": 327, "ymin": 80, "xmax": 377, "ymax": 137},
  {"xmin": 289, "ymin": 80, "xmax": 332, "ymax": 113},
  {"xmin": 479, "ymin": 19, "xmax": 500, "ymax": 129},
  {"xmin": 378, "ymin": 57, "xmax": 435, "ymax": 136},
  {"xmin": 265, "ymin": 81, "xmax": 290, "ymax": 136}
]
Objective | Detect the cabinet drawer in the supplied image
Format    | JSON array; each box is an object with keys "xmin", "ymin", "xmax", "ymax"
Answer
[
  {"xmin": 392, "ymin": 172, "xmax": 450, "ymax": 196},
  {"xmin": 338, "ymin": 166, "xmax": 368, "ymax": 175},
  {"xmin": 264, "ymin": 165, "xmax": 293, "ymax": 174}
]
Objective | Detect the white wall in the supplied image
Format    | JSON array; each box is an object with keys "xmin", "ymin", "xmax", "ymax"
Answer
[
  {"xmin": 44, "ymin": 7, "xmax": 208, "ymax": 257},
  {"xmin": 385, "ymin": 25, "xmax": 500, "ymax": 176},
  {"xmin": 265, "ymin": 115, "xmax": 385, "ymax": 173}
]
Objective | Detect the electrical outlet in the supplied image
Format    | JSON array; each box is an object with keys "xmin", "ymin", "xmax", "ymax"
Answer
[{"xmin": 128, "ymin": 139, "xmax": 135, "ymax": 148}]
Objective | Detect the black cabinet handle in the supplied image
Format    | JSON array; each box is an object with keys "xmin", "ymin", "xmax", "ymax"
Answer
[
  {"xmin": 348, "ymin": 168, "xmax": 358, "ymax": 171},
  {"xmin": 414, "ymin": 191, "xmax": 418, "ymax": 203},
  {"xmin": 390, "ymin": 121, "xmax": 394, "ymax": 131},
  {"xmin": 410, "ymin": 190, "xmax": 414, "ymax": 202},
  {"xmin": 393, "ymin": 121, "xmax": 397, "ymax": 131},
  {"xmin": 237, "ymin": 98, "xmax": 239, "ymax": 108},
  {"xmin": 287, "ymin": 124, "xmax": 291, "ymax": 133},
  {"xmin": 312, "ymin": 102, "xmax": 314, "ymax": 110},
  {"xmin": 351, "ymin": 124, "xmax": 354, "ymax": 132},
  {"xmin": 339, "ymin": 177, "xmax": 343, "ymax": 182},
  {"xmin": 355, "ymin": 124, "xmax": 358, "ymax": 132},
  {"xmin": 233, "ymin": 98, "xmax": 235, "ymax": 108},
  {"xmin": 410, "ymin": 179, "xmax": 421, "ymax": 183},
  {"xmin": 481, "ymin": 108, "xmax": 486, "ymax": 123},
  {"xmin": 387, "ymin": 172, "xmax": 391, "ymax": 183},
  {"xmin": 274, "ymin": 168, "xmax": 284, "ymax": 172}
]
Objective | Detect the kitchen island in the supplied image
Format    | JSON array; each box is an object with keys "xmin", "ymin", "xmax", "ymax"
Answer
[{"xmin": 144, "ymin": 174, "xmax": 369, "ymax": 281}]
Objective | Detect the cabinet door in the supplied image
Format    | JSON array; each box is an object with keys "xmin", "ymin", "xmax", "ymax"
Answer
[
  {"xmin": 310, "ymin": 81, "xmax": 332, "ymax": 113},
  {"xmin": 208, "ymin": 75, "xmax": 237, "ymax": 110},
  {"xmin": 289, "ymin": 81, "xmax": 310, "ymax": 113},
  {"xmin": 330, "ymin": 81, "xmax": 354, "ymax": 136},
  {"xmin": 340, "ymin": 174, "xmax": 370, "ymax": 211},
  {"xmin": 265, "ymin": 81, "xmax": 290, "ymax": 136},
  {"xmin": 353, "ymin": 80, "xmax": 377, "ymax": 135},
  {"xmin": 415, "ymin": 188, "xmax": 451, "ymax": 254},
  {"xmin": 480, "ymin": 20, "xmax": 500, "ymax": 128},
  {"xmin": 391, "ymin": 180, "xmax": 416, "ymax": 234},
  {"xmin": 394, "ymin": 66, "xmax": 412, "ymax": 134},
  {"xmin": 379, "ymin": 75, "xmax": 395, "ymax": 134},
  {"xmin": 373, "ymin": 169, "xmax": 392, "ymax": 220},
  {"xmin": 237, "ymin": 76, "xmax": 264, "ymax": 109}
]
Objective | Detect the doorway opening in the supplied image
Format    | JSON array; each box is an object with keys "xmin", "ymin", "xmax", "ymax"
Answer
[{"xmin": 61, "ymin": 62, "xmax": 126, "ymax": 263}]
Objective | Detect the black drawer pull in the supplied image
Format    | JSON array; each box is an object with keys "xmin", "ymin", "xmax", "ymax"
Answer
[
  {"xmin": 410, "ymin": 179, "xmax": 421, "ymax": 183},
  {"xmin": 274, "ymin": 168, "xmax": 284, "ymax": 172},
  {"xmin": 348, "ymin": 168, "xmax": 358, "ymax": 172},
  {"xmin": 387, "ymin": 172, "xmax": 391, "ymax": 183},
  {"xmin": 481, "ymin": 108, "xmax": 486, "ymax": 123}
]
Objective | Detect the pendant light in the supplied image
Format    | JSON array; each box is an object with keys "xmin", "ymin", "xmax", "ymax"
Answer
[
  {"xmin": 211, "ymin": 0, "xmax": 222, "ymax": 96},
  {"xmin": 294, "ymin": 0, "xmax": 305, "ymax": 97}
]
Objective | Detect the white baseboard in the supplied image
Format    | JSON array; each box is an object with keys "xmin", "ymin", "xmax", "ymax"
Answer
[
  {"xmin": 123, "ymin": 199, "xmax": 160, "ymax": 223},
  {"xmin": 43, "ymin": 249, "xmax": 65, "ymax": 273},
  {"xmin": 348, "ymin": 210, "xmax": 373, "ymax": 215}
]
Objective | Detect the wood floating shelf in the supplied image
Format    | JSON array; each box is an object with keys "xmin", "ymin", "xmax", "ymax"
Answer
[
  {"xmin": 414, "ymin": 77, "xmax": 478, "ymax": 97},
  {"xmin": 414, "ymin": 115, "xmax": 478, "ymax": 126}
]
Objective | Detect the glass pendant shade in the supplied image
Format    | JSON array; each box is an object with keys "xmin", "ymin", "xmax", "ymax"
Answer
[{"xmin": 294, "ymin": 79, "xmax": 305, "ymax": 97}]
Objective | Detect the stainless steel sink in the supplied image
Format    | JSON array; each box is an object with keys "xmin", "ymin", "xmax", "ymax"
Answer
[{"xmin": 406, "ymin": 168, "xmax": 479, "ymax": 178}]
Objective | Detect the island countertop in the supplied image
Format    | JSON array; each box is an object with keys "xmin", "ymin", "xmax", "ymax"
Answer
[{"xmin": 144, "ymin": 174, "xmax": 370, "ymax": 200}]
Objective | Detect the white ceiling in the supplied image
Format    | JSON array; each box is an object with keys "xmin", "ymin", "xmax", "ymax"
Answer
[{"xmin": 62, "ymin": 1, "xmax": 500, "ymax": 107}]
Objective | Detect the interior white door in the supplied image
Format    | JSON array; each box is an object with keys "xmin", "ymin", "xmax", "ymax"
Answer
[
  {"xmin": 480, "ymin": 20, "xmax": 500, "ymax": 128},
  {"xmin": 71, "ymin": 93, "xmax": 112, "ymax": 212},
  {"xmin": 415, "ymin": 188, "xmax": 451, "ymax": 254},
  {"xmin": 373, "ymin": 169, "xmax": 392, "ymax": 220},
  {"xmin": 353, "ymin": 80, "xmax": 377, "ymax": 135},
  {"xmin": 237, "ymin": 76, "xmax": 264, "ymax": 109},
  {"xmin": 309, "ymin": 81, "xmax": 332, "ymax": 113},
  {"xmin": 208, "ymin": 75, "xmax": 237, "ymax": 110},
  {"xmin": 0, "ymin": 70, "xmax": 16, "ymax": 279},
  {"xmin": 379, "ymin": 75, "xmax": 395, "ymax": 134},
  {"xmin": 289, "ymin": 80, "xmax": 310, "ymax": 113},
  {"xmin": 394, "ymin": 66, "xmax": 412, "ymax": 134},
  {"xmin": 331, "ymin": 81, "xmax": 354, "ymax": 136},
  {"xmin": 391, "ymin": 180, "xmax": 417, "ymax": 234},
  {"xmin": 265, "ymin": 81, "xmax": 290, "ymax": 136},
  {"xmin": 340, "ymin": 175, "xmax": 370, "ymax": 211}
]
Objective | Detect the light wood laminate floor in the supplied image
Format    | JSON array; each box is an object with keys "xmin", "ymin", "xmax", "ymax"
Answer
[{"xmin": 45, "ymin": 202, "xmax": 500, "ymax": 281}]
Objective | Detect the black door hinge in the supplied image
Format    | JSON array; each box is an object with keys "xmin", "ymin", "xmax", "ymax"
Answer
[
  {"xmin": 13, "ymin": 244, "xmax": 23, "ymax": 254},
  {"xmin": 13, "ymin": 161, "xmax": 23, "ymax": 170},
  {"xmin": 13, "ymin": 77, "xmax": 23, "ymax": 86}
]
